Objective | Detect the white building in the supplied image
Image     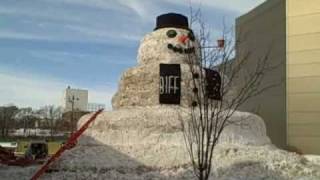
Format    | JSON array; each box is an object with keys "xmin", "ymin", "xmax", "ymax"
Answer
[{"xmin": 63, "ymin": 86, "xmax": 88, "ymax": 112}]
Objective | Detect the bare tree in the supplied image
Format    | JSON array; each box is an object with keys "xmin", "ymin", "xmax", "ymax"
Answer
[
  {"xmin": 37, "ymin": 105, "xmax": 63, "ymax": 138},
  {"xmin": 180, "ymin": 9, "xmax": 280, "ymax": 180},
  {"xmin": 14, "ymin": 107, "xmax": 38, "ymax": 136},
  {"xmin": 0, "ymin": 105, "xmax": 18, "ymax": 137}
]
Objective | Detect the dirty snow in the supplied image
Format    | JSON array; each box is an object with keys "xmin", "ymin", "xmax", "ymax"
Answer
[
  {"xmin": 1, "ymin": 107, "xmax": 319, "ymax": 180},
  {"xmin": 1, "ymin": 145, "xmax": 320, "ymax": 180}
]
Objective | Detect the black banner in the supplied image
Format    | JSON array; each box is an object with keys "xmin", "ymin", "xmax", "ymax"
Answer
[
  {"xmin": 159, "ymin": 64, "xmax": 181, "ymax": 104},
  {"xmin": 205, "ymin": 68, "xmax": 222, "ymax": 100}
]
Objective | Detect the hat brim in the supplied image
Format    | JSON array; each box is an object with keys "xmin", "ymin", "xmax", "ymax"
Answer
[{"xmin": 154, "ymin": 24, "xmax": 191, "ymax": 31}]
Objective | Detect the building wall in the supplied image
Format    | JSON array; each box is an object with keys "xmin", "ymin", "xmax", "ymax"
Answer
[
  {"xmin": 63, "ymin": 87, "xmax": 88, "ymax": 112},
  {"xmin": 287, "ymin": 0, "xmax": 320, "ymax": 154},
  {"xmin": 235, "ymin": 0, "xmax": 287, "ymax": 148}
]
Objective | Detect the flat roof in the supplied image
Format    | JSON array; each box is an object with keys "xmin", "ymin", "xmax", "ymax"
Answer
[{"xmin": 236, "ymin": 0, "xmax": 283, "ymax": 25}]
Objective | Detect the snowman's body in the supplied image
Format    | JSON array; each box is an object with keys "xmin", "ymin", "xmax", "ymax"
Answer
[{"xmin": 112, "ymin": 27, "xmax": 200, "ymax": 109}]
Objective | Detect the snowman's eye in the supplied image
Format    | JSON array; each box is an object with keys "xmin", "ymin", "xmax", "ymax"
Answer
[
  {"xmin": 166, "ymin": 30, "xmax": 177, "ymax": 38},
  {"xmin": 188, "ymin": 31, "xmax": 195, "ymax": 41}
]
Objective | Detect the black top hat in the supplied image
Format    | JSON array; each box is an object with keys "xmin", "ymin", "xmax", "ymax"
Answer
[{"xmin": 154, "ymin": 13, "xmax": 190, "ymax": 31}]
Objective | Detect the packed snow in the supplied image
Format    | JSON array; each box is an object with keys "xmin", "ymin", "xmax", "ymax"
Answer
[
  {"xmin": 1, "ymin": 144, "xmax": 320, "ymax": 180},
  {"xmin": 1, "ymin": 107, "xmax": 319, "ymax": 180}
]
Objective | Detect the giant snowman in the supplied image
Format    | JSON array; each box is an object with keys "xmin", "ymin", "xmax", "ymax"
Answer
[{"xmin": 57, "ymin": 13, "xmax": 271, "ymax": 171}]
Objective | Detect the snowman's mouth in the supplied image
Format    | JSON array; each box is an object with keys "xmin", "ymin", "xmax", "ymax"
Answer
[{"xmin": 167, "ymin": 43, "xmax": 195, "ymax": 54}]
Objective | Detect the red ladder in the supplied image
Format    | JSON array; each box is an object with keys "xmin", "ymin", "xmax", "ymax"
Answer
[{"xmin": 31, "ymin": 109, "xmax": 104, "ymax": 180}]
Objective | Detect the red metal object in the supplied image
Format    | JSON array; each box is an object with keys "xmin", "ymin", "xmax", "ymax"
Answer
[
  {"xmin": 0, "ymin": 146, "xmax": 40, "ymax": 167},
  {"xmin": 217, "ymin": 39, "xmax": 225, "ymax": 48},
  {"xmin": 0, "ymin": 146, "xmax": 16, "ymax": 164},
  {"xmin": 30, "ymin": 109, "xmax": 104, "ymax": 180},
  {"xmin": 0, "ymin": 146, "xmax": 15, "ymax": 160},
  {"xmin": 6, "ymin": 158, "xmax": 40, "ymax": 166}
]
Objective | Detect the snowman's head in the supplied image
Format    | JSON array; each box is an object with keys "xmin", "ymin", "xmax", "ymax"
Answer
[
  {"xmin": 137, "ymin": 13, "xmax": 199, "ymax": 65},
  {"xmin": 165, "ymin": 28, "xmax": 196, "ymax": 55}
]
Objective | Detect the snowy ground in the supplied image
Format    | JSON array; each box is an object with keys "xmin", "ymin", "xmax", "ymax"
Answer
[
  {"xmin": 1, "ymin": 145, "xmax": 320, "ymax": 180},
  {"xmin": 1, "ymin": 108, "xmax": 319, "ymax": 180}
]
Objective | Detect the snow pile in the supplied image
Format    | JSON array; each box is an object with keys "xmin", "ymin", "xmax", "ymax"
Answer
[
  {"xmin": 211, "ymin": 145, "xmax": 320, "ymax": 180},
  {"xmin": 0, "ymin": 164, "xmax": 38, "ymax": 180},
  {"xmin": 45, "ymin": 104, "xmax": 320, "ymax": 180},
  {"xmin": 55, "ymin": 106, "xmax": 270, "ymax": 170},
  {"xmin": 1, "ymin": 145, "xmax": 320, "ymax": 180},
  {"xmin": 217, "ymin": 111, "xmax": 270, "ymax": 146},
  {"xmin": 304, "ymin": 155, "xmax": 320, "ymax": 165}
]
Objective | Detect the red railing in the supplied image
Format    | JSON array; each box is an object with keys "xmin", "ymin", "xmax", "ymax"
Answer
[{"xmin": 31, "ymin": 109, "xmax": 104, "ymax": 180}]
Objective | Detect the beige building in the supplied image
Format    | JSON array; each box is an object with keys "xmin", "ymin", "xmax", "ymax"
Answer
[
  {"xmin": 236, "ymin": 0, "xmax": 320, "ymax": 154},
  {"xmin": 63, "ymin": 86, "xmax": 88, "ymax": 112}
]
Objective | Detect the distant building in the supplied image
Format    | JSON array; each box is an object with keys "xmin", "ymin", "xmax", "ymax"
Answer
[
  {"xmin": 61, "ymin": 87, "xmax": 105, "ymax": 132},
  {"xmin": 10, "ymin": 128, "xmax": 51, "ymax": 137},
  {"xmin": 63, "ymin": 86, "xmax": 88, "ymax": 112},
  {"xmin": 87, "ymin": 103, "xmax": 106, "ymax": 112},
  {"xmin": 236, "ymin": 0, "xmax": 320, "ymax": 154}
]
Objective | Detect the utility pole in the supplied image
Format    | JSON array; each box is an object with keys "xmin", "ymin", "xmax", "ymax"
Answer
[
  {"xmin": 68, "ymin": 95, "xmax": 79, "ymax": 134},
  {"xmin": 24, "ymin": 116, "xmax": 28, "ymax": 137}
]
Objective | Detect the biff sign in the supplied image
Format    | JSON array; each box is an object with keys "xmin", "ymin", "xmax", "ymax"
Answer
[{"xmin": 159, "ymin": 64, "xmax": 181, "ymax": 104}]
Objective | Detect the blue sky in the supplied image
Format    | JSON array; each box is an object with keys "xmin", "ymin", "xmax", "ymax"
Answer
[{"xmin": 0, "ymin": 0, "xmax": 264, "ymax": 109}]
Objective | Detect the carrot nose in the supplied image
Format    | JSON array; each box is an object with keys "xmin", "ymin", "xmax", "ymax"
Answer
[{"xmin": 178, "ymin": 35, "xmax": 189, "ymax": 44}]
